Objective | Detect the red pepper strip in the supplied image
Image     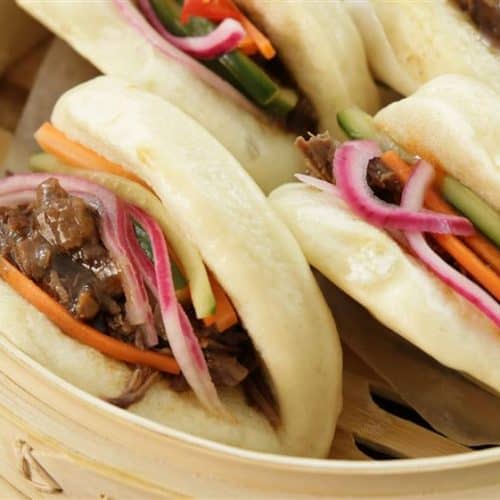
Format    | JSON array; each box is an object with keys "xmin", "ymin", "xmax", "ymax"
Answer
[{"xmin": 181, "ymin": 0, "xmax": 240, "ymax": 24}]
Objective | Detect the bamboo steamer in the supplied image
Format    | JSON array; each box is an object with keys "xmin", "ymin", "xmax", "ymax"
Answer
[
  {"xmin": 1, "ymin": 333, "xmax": 499, "ymax": 499},
  {"xmin": 1, "ymin": 35, "xmax": 499, "ymax": 500}
]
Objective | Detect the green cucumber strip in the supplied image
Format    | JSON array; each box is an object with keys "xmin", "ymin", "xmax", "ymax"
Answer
[
  {"xmin": 442, "ymin": 176, "xmax": 500, "ymax": 248},
  {"xmin": 337, "ymin": 106, "xmax": 379, "ymax": 140},
  {"xmin": 30, "ymin": 152, "xmax": 216, "ymax": 317},
  {"xmin": 150, "ymin": 0, "xmax": 296, "ymax": 116},
  {"xmin": 133, "ymin": 221, "xmax": 188, "ymax": 290},
  {"xmin": 337, "ymin": 107, "xmax": 417, "ymax": 163},
  {"xmin": 133, "ymin": 221, "xmax": 153, "ymax": 260}
]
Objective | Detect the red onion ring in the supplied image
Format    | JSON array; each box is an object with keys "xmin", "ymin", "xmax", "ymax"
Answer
[
  {"xmin": 402, "ymin": 162, "xmax": 500, "ymax": 327},
  {"xmin": 0, "ymin": 174, "xmax": 159, "ymax": 347},
  {"xmin": 139, "ymin": 0, "xmax": 244, "ymax": 59},
  {"xmin": 128, "ymin": 206, "xmax": 224, "ymax": 414},
  {"xmin": 333, "ymin": 140, "xmax": 474, "ymax": 236}
]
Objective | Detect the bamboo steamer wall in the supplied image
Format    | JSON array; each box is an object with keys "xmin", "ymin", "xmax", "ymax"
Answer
[{"xmin": 1, "ymin": 337, "xmax": 500, "ymax": 499}]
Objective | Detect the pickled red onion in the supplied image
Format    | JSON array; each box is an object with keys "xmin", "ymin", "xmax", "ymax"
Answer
[
  {"xmin": 333, "ymin": 140, "xmax": 474, "ymax": 236},
  {"xmin": 402, "ymin": 162, "xmax": 500, "ymax": 327},
  {"xmin": 128, "ymin": 206, "xmax": 224, "ymax": 414}
]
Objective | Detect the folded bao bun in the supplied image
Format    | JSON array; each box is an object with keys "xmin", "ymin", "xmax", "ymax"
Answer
[
  {"xmin": 269, "ymin": 75, "xmax": 500, "ymax": 396},
  {"xmin": 375, "ymin": 75, "xmax": 500, "ymax": 213},
  {"xmin": 0, "ymin": 0, "xmax": 47, "ymax": 75},
  {"xmin": 346, "ymin": 0, "xmax": 500, "ymax": 97},
  {"xmin": 234, "ymin": 0, "xmax": 380, "ymax": 136},
  {"xmin": 16, "ymin": 0, "xmax": 379, "ymax": 192},
  {"xmin": 0, "ymin": 76, "xmax": 342, "ymax": 458}
]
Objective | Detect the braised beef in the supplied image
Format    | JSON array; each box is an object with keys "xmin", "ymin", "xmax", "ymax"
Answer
[
  {"xmin": 296, "ymin": 132, "xmax": 335, "ymax": 182},
  {"xmin": 244, "ymin": 373, "xmax": 280, "ymax": 428},
  {"xmin": 0, "ymin": 178, "xmax": 133, "ymax": 339},
  {"xmin": 45, "ymin": 269, "xmax": 70, "ymax": 305},
  {"xmin": 296, "ymin": 132, "xmax": 403, "ymax": 202},
  {"xmin": 167, "ymin": 314, "xmax": 256, "ymax": 394},
  {"xmin": 366, "ymin": 158, "xmax": 403, "ymax": 204},
  {"xmin": 206, "ymin": 352, "xmax": 249, "ymax": 387},
  {"xmin": 33, "ymin": 178, "xmax": 96, "ymax": 251},
  {"xmin": 12, "ymin": 234, "xmax": 52, "ymax": 280},
  {"xmin": 285, "ymin": 95, "xmax": 319, "ymax": 137},
  {"xmin": 457, "ymin": 0, "xmax": 500, "ymax": 43},
  {"xmin": 107, "ymin": 367, "xmax": 160, "ymax": 408}
]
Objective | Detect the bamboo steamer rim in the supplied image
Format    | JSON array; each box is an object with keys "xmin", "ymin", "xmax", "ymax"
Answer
[{"xmin": 1, "ymin": 335, "xmax": 498, "ymax": 475}]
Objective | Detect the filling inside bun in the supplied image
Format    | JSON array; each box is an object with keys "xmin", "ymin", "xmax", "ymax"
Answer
[
  {"xmin": 456, "ymin": 0, "xmax": 500, "ymax": 42},
  {"xmin": 125, "ymin": 0, "xmax": 319, "ymax": 135},
  {"xmin": 0, "ymin": 122, "xmax": 279, "ymax": 424},
  {"xmin": 297, "ymin": 107, "xmax": 500, "ymax": 329}
]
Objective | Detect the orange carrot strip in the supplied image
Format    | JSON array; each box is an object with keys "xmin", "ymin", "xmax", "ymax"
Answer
[
  {"xmin": 432, "ymin": 234, "xmax": 500, "ymax": 301},
  {"xmin": 203, "ymin": 275, "xmax": 238, "ymax": 331},
  {"xmin": 381, "ymin": 151, "xmax": 500, "ymax": 273},
  {"xmin": 381, "ymin": 151, "xmax": 500, "ymax": 301},
  {"xmin": 238, "ymin": 34, "xmax": 258, "ymax": 55},
  {"xmin": 0, "ymin": 258, "xmax": 180, "ymax": 374},
  {"xmin": 240, "ymin": 17, "xmax": 276, "ymax": 60},
  {"xmin": 35, "ymin": 123, "xmax": 149, "ymax": 189},
  {"xmin": 464, "ymin": 237, "xmax": 500, "ymax": 275}
]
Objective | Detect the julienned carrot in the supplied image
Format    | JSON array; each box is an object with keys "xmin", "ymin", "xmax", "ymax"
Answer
[
  {"xmin": 203, "ymin": 275, "xmax": 238, "ymax": 331},
  {"xmin": 0, "ymin": 258, "xmax": 180, "ymax": 374},
  {"xmin": 35, "ymin": 123, "xmax": 149, "ymax": 189},
  {"xmin": 381, "ymin": 151, "xmax": 500, "ymax": 273},
  {"xmin": 240, "ymin": 17, "xmax": 276, "ymax": 60},
  {"xmin": 464, "ymin": 237, "xmax": 500, "ymax": 275},
  {"xmin": 381, "ymin": 151, "xmax": 500, "ymax": 301},
  {"xmin": 238, "ymin": 34, "xmax": 258, "ymax": 55},
  {"xmin": 380, "ymin": 152, "xmax": 500, "ymax": 273},
  {"xmin": 432, "ymin": 234, "xmax": 500, "ymax": 301}
]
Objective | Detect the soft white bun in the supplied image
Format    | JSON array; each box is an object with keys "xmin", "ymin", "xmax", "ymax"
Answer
[
  {"xmin": 270, "ymin": 183, "xmax": 500, "ymax": 394},
  {"xmin": 375, "ymin": 74, "xmax": 500, "ymax": 212},
  {"xmin": 236, "ymin": 0, "xmax": 380, "ymax": 137},
  {"xmin": 0, "ymin": 76, "xmax": 342, "ymax": 457},
  {"xmin": 0, "ymin": 0, "xmax": 47, "ymax": 75},
  {"xmin": 16, "ymin": 0, "xmax": 302, "ymax": 193},
  {"xmin": 346, "ymin": 0, "xmax": 500, "ymax": 97}
]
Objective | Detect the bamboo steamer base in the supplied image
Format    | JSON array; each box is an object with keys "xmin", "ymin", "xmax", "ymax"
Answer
[{"xmin": 0, "ymin": 336, "xmax": 499, "ymax": 499}]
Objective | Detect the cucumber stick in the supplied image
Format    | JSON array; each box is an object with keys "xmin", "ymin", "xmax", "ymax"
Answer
[
  {"xmin": 133, "ymin": 221, "xmax": 188, "ymax": 291},
  {"xmin": 337, "ymin": 107, "xmax": 416, "ymax": 163},
  {"xmin": 442, "ymin": 176, "xmax": 500, "ymax": 247}
]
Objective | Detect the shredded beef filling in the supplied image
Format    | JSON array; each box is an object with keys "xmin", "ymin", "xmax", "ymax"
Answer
[
  {"xmin": 0, "ymin": 178, "xmax": 129, "ymax": 338},
  {"xmin": 456, "ymin": 0, "xmax": 500, "ymax": 43},
  {"xmin": 0, "ymin": 178, "xmax": 279, "ymax": 423}
]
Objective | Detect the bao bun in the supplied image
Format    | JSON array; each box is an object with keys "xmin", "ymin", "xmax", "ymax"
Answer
[
  {"xmin": 0, "ymin": 76, "xmax": 342, "ymax": 457},
  {"xmin": 270, "ymin": 74, "xmax": 500, "ymax": 396},
  {"xmin": 347, "ymin": 0, "xmax": 500, "ymax": 97}
]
